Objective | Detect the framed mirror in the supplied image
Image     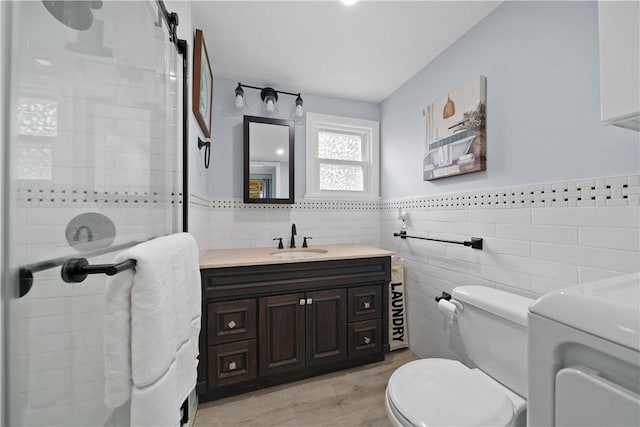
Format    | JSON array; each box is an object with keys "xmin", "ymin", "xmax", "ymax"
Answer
[{"xmin": 243, "ymin": 115, "xmax": 295, "ymax": 204}]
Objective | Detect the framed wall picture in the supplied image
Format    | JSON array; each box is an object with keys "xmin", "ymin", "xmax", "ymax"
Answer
[
  {"xmin": 193, "ymin": 28, "xmax": 213, "ymax": 137},
  {"xmin": 423, "ymin": 76, "xmax": 486, "ymax": 180}
]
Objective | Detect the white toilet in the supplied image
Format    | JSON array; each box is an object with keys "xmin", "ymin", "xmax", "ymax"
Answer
[{"xmin": 385, "ymin": 286, "xmax": 534, "ymax": 427}]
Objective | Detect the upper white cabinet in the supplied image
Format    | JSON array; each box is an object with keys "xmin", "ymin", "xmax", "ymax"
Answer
[{"xmin": 598, "ymin": 1, "xmax": 640, "ymax": 131}]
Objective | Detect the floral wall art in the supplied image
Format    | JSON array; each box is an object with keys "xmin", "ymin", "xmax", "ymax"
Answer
[{"xmin": 423, "ymin": 76, "xmax": 486, "ymax": 180}]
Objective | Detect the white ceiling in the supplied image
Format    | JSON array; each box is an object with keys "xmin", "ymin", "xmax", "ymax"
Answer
[{"xmin": 192, "ymin": 1, "xmax": 501, "ymax": 103}]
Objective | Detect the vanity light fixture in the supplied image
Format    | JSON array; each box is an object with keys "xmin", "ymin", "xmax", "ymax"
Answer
[
  {"xmin": 294, "ymin": 94, "xmax": 304, "ymax": 117},
  {"xmin": 261, "ymin": 87, "xmax": 278, "ymax": 114},
  {"xmin": 341, "ymin": 0, "xmax": 359, "ymax": 5},
  {"xmin": 234, "ymin": 82, "xmax": 304, "ymax": 118},
  {"xmin": 234, "ymin": 83, "xmax": 245, "ymax": 108}
]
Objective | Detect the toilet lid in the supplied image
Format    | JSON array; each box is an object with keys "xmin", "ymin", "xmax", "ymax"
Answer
[{"xmin": 387, "ymin": 359, "xmax": 514, "ymax": 427}]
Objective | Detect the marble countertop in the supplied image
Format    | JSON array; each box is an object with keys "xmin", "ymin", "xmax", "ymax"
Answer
[{"xmin": 199, "ymin": 243, "xmax": 394, "ymax": 269}]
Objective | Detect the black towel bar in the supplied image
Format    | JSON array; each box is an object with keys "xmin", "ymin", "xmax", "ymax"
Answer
[
  {"xmin": 393, "ymin": 231, "xmax": 483, "ymax": 250},
  {"xmin": 60, "ymin": 258, "xmax": 137, "ymax": 283},
  {"xmin": 17, "ymin": 239, "xmax": 148, "ymax": 298}
]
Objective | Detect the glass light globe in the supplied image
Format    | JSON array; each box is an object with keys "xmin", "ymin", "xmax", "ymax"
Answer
[{"xmin": 266, "ymin": 99, "xmax": 275, "ymax": 112}]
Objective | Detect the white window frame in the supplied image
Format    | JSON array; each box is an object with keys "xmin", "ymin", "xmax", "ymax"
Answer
[{"xmin": 305, "ymin": 112, "xmax": 379, "ymax": 200}]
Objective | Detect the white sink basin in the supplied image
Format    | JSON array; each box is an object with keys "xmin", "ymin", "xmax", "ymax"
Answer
[{"xmin": 270, "ymin": 249, "xmax": 329, "ymax": 259}]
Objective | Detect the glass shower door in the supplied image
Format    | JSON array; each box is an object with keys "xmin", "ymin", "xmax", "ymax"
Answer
[{"xmin": 2, "ymin": 1, "xmax": 182, "ymax": 425}]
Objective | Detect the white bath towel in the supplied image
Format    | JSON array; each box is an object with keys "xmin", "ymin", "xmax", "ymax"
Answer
[{"xmin": 103, "ymin": 233, "xmax": 201, "ymax": 427}]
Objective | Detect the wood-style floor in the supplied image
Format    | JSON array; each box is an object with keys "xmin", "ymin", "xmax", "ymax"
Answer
[{"xmin": 194, "ymin": 349, "xmax": 418, "ymax": 427}]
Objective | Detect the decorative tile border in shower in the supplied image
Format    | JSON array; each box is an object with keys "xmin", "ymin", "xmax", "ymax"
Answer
[
  {"xmin": 381, "ymin": 174, "xmax": 640, "ymax": 210},
  {"xmin": 16, "ymin": 183, "xmax": 182, "ymax": 208}
]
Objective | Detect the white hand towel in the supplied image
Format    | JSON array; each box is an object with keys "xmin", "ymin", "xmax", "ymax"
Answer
[{"xmin": 104, "ymin": 233, "xmax": 201, "ymax": 427}]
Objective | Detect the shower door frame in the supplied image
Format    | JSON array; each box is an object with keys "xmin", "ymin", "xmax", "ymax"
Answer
[
  {"xmin": 0, "ymin": 1, "xmax": 189, "ymax": 424},
  {"xmin": 157, "ymin": 0, "xmax": 189, "ymax": 233},
  {"xmin": 1, "ymin": 1, "xmax": 15, "ymax": 424}
]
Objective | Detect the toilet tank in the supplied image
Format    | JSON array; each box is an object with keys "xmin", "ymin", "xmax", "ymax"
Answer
[{"xmin": 452, "ymin": 286, "xmax": 534, "ymax": 397}]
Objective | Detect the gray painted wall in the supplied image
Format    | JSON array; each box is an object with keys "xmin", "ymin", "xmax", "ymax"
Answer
[
  {"xmin": 380, "ymin": 1, "xmax": 640, "ymax": 199},
  {"xmin": 208, "ymin": 77, "xmax": 380, "ymax": 199}
]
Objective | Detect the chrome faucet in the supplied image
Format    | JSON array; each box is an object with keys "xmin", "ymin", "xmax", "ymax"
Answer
[{"xmin": 289, "ymin": 223, "xmax": 297, "ymax": 248}]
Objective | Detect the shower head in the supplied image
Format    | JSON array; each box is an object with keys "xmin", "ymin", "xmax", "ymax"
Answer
[{"xmin": 42, "ymin": 0, "xmax": 103, "ymax": 31}]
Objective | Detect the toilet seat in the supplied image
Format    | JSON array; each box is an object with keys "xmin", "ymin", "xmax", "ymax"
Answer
[{"xmin": 386, "ymin": 359, "xmax": 515, "ymax": 427}]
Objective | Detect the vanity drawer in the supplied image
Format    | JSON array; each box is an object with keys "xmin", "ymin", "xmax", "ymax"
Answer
[
  {"xmin": 347, "ymin": 285, "xmax": 382, "ymax": 322},
  {"xmin": 207, "ymin": 299, "xmax": 256, "ymax": 345},
  {"xmin": 209, "ymin": 340, "xmax": 257, "ymax": 387},
  {"xmin": 348, "ymin": 319, "xmax": 382, "ymax": 358}
]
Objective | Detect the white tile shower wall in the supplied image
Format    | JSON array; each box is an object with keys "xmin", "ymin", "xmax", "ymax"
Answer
[
  {"xmin": 16, "ymin": 204, "xmax": 169, "ymax": 427},
  {"xmin": 13, "ymin": 2, "xmax": 182, "ymax": 425},
  {"xmin": 17, "ymin": 36, "xmax": 180, "ymax": 192},
  {"xmin": 15, "ymin": 201, "xmax": 180, "ymax": 426},
  {"xmin": 380, "ymin": 174, "xmax": 640, "ymax": 361},
  {"xmin": 202, "ymin": 199, "xmax": 381, "ymax": 250}
]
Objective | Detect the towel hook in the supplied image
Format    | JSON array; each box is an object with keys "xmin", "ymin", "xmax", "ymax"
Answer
[{"xmin": 198, "ymin": 137, "xmax": 211, "ymax": 169}]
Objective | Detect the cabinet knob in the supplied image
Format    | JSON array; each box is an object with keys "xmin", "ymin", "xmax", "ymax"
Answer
[
  {"xmin": 363, "ymin": 301, "xmax": 371, "ymax": 309},
  {"xmin": 228, "ymin": 361, "xmax": 237, "ymax": 371},
  {"xmin": 307, "ymin": 298, "xmax": 313, "ymax": 305},
  {"xmin": 363, "ymin": 336, "xmax": 371, "ymax": 344},
  {"xmin": 299, "ymin": 298, "xmax": 306, "ymax": 305},
  {"xmin": 227, "ymin": 320, "xmax": 237, "ymax": 329}
]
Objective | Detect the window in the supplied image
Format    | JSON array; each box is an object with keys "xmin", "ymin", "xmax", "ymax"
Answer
[{"xmin": 305, "ymin": 112, "xmax": 379, "ymax": 199}]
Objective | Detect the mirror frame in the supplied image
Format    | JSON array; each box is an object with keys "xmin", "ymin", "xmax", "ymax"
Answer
[{"xmin": 243, "ymin": 115, "xmax": 295, "ymax": 204}]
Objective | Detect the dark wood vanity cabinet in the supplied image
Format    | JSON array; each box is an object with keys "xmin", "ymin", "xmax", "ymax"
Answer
[
  {"xmin": 208, "ymin": 299, "xmax": 256, "ymax": 345},
  {"xmin": 347, "ymin": 285, "xmax": 383, "ymax": 358},
  {"xmin": 259, "ymin": 289, "xmax": 347, "ymax": 375},
  {"xmin": 205, "ymin": 299, "xmax": 258, "ymax": 388},
  {"xmin": 198, "ymin": 256, "xmax": 391, "ymax": 401},
  {"xmin": 305, "ymin": 289, "xmax": 348, "ymax": 366},
  {"xmin": 259, "ymin": 293, "xmax": 306, "ymax": 375}
]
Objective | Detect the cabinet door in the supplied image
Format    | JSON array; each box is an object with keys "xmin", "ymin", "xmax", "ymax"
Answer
[
  {"xmin": 306, "ymin": 289, "xmax": 347, "ymax": 367},
  {"xmin": 259, "ymin": 293, "xmax": 306, "ymax": 375},
  {"xmin": 348, "ymin": 285, "xmax": 382, "ymax": 323},
  {"xmin": 207, "ymin": 299, "xmax": 256, "ymax": 345},
  {"xmin": 209, "ymin": 340, "xmax": 257, "ymax": 388},
  {"xmin": 348, "ymin": 319, "xmax": 382, "ymax": 358}
]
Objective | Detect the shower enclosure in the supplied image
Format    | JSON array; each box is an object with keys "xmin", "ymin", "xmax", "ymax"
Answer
[{"xmin": 1, "ymin": 1, "xmax": 187, "ymax": 425}]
